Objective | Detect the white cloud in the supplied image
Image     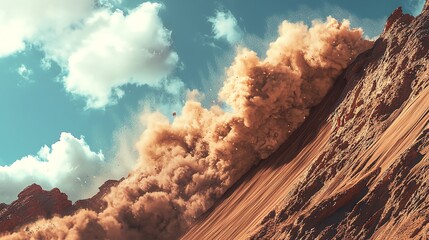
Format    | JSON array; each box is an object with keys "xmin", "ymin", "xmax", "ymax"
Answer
[
  {"xmin": 40, "ymin": 58, "xmax": 52, "ymax": 70},
  {"xmin": 99, "ymin": 0, "xmax": 123, "ymax": 8},
  {"xmin": 17, "ymin": 64, "xmax": 33, "ymax": 81},
  {"xmin": 0, "ymin": 1, "xmax": 180, "ymax": 109},
  {"xmin": 162, "ymin": 78, "xmax": 185, "ymax": 95},
  {"xmin": 0, "ymin": 133, "xmax": 108, "ymax": 203},
  {"xmin": 0, "ymin": 0, "xmax": 94, "ymax": 57},
  {"xmin": 60, "ymin": 4, "xmax": 179, "ymax": 109},
  {"xmin": 208, "ymin": 10, "xmax": 243, "ymax": 45}
]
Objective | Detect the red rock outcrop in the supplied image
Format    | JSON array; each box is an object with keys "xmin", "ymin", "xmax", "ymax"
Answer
[
  {"xmin": 0, "ymin": 204, "xmax": 7, "ymax": 212},
  {"xmin": 73, "ymin": 178, "xmax": 124, "ymax": 212},
  {"xmin": 0, "ymin": 184, "xmax": 72, "ymax": 233},
  {"xmin": 0, "ymin": 178, "xmax": 122, "ymax": 235},
  {"xmin": 182, "ymin": 2, "xmax": 429, "ymax": 240}
]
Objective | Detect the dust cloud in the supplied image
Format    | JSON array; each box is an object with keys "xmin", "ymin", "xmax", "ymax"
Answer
[{"xmin": 2, "ymin": 17, "xmax": 371, "ymax": 240}]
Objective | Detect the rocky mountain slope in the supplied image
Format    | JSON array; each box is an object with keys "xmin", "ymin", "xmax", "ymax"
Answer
[{"xmin": 182, "ymin": 3, "xmax": 429, "ymax": 240}]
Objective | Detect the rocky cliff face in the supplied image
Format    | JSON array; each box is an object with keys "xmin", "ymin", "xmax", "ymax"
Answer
[
  {"xmin": 0, "ymin": 184, "xmax": 72, "ymax": 233},
  {"xmin": 182, "ymin": 5, "xmax": 429, "ymax": 240},
  {"xmin": 0, "ymin": 179, "xmax": 122, "ymax": 234}
]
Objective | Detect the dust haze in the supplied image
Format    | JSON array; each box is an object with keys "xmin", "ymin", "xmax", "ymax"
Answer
[{"xmin": 2, "ymin": 17, "xmax": 371, "ymax": 240}]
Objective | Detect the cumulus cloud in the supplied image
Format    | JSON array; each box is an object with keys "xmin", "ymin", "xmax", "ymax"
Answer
[
  {"xmin": 0, "ymin": 0, "xmax": 94, "ymax": 57},
  {"xmin": 208, "ymin": 10, "xmax": 243, "ymax": 45},
  {"xmin": 17, "ymin": 64, "xmax": 33, "ymax": 81},
  {"xmin": 3, "ymin": 17, "xmax": 372, "ymax": 239},
  {"xmin": 43, "ymin": 3, "xmax": 179, "ymax": 109},
  {"xmin": 0, "ymin": 133, "xmax": 105, "ymax": 203},
  {"xmin": 0, "ymin": 1, "xmax": 180, "ymax": 109}
]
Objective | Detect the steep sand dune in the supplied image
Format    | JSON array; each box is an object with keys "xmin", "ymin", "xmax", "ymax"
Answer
[
  {"xmin": 181, "ymin": 76, "xmax": 343, "ymax": 240},
  {"xmin": 183, "ymin": 5, "xmax": 429, "ymax": 240}
]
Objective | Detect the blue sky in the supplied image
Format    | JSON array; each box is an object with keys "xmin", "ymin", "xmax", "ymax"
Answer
[{"xmin": 0, "ymin": 0, "xmax": 424, "ymax": 202}]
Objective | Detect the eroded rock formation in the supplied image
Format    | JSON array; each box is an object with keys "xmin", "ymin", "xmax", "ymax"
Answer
[{"xmin": 0, "ymin": 178, "xmax": 122, "ymax": 234}]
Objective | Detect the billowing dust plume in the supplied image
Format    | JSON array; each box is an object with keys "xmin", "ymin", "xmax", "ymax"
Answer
[{"xmin": 2, "ymin": 17, "xmax": 371, "ymax": 240}]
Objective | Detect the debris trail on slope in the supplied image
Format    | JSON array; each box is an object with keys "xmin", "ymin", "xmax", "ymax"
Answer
[{"xmin": 2, "ymin": 17, "xmax": 371, "ymax": 240}]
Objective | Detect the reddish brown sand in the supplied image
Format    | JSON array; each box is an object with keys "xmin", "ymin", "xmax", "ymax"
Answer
[{"xmin": 182, "ymin": 5, "xmax": 429, "ymax": 240}]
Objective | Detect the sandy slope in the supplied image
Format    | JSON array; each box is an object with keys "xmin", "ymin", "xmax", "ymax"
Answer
[
  {"xmin": 182, "ymin": 5, "xmax": 429, "ymax": 240},
  {"xmin": 181, "ymin": 79, "xmax": 341, "ymax": 240}
]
